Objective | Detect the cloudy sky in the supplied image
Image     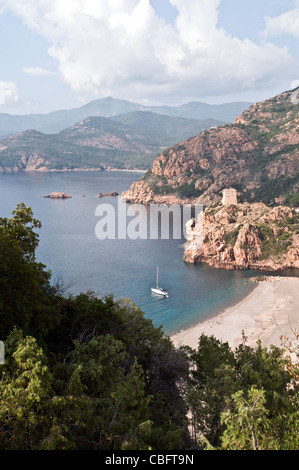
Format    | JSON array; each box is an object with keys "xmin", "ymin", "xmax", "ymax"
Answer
[{"xmin": 0, "ymin": 0, "xmax": 298, "ymax": 114}]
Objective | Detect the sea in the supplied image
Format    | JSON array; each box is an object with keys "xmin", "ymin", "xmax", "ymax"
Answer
[{"xmin": 0, "ymin": 170, "xmax": 276, "ymax": 336}]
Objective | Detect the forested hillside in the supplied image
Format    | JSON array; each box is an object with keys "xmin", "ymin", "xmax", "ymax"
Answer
[{"xmin": 0, "ymin": 114, "xmax": 224, "ymax": 172}]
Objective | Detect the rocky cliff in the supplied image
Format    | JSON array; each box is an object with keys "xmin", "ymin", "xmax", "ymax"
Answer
[
  {"xmin": 122, "ymin": 88, "xmax": 299, "ymax": 206},
  {"xmin": 184, "ymin": 203, "xmax": 299, "ymax": 271}
]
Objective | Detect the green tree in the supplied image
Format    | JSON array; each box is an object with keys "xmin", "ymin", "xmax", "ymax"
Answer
[
  {"xmin": 0, "ymin": 329, "xmax": 53, "ymax": 449},
  {"xmin": 0, "ymin": 329, "xmax": 94, "ymax": 450},
  {"xmin": 188, "ymin": 334, "xmax": 297, "ymax": 449},
  {"xmin": 53, "ymin": 334, "xmax": 152, "ymax": 450},
  {"xmin": 289, "ymin": 192, "xmax": 299, "ymax": 206},
  {"xmin": 187, "ymin": 335, "xmax": 236, "ymax": 445},
  {"xmin": 220, "ymin": 387, "xmax": 270, "ymax": 450},
  {"xmin": 0, "ymin": 203, "xmax": 59, "ymax": 340},
  {"xmin": 220, "ymin": 385, "xmax": 299, "ymax": 451}
]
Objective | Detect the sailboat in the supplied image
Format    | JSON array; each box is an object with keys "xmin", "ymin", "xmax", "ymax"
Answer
[{"xmin": 151, "ymin": 267, "xmax": 169, "ymax": 298}]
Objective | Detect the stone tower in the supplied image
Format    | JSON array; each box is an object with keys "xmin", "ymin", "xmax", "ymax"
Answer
[{"xmin": 222, "ymin": 188, "xmax": 238, "ymax": 206}]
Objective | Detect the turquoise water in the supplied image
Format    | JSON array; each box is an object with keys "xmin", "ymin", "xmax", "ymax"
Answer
[{"xmin": 0, "ymin": 170, "xmax": 263, "ymax": 335}]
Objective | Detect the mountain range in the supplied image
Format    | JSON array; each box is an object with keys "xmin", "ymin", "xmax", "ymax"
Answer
[
  {"xmin": 0, "ymin": 97, "xmax": 252, "ymax": 137},
  {"xmin": 0, "ymin": 97, "xmax": 254, "ymax": 172},
  {"xmin": 0, "ymin": 112, "xmax": 227, "ymax": 172},
  {"xmin": 123, "ymin": 88, "xmax": 299, "ymax": 205}
]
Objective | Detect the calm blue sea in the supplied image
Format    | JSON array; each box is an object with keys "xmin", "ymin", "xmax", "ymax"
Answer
[{"xmin": 0, "ymin": 170, "xmax": 266, "ymax": 335}]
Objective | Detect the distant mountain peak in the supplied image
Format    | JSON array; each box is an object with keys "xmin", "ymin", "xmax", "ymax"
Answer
[
  {"xmin": 0, "ymin": 105, "xmax": 227, "ymax": 173},
  {"xmin": 0, "ymin": 97, "xmax": 252, "ymax": 137}
]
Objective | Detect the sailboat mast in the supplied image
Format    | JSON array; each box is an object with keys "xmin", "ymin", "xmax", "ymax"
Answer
[{"xmin": 156, "ymin": 267, "xmax": 159, "ymax": 288}]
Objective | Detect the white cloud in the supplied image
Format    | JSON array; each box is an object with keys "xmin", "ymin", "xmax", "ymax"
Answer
[
  {"xmin": 0, "ymin": 0, "xmax": 298, "ymax": 103},
  {"xmin": 0, "ymin": 80, "xmax": 19, "ymax": 105},
  {"xmin": 22, "ymin": 66, "xmax": 55, "ymax": 76},
  {"xmin": 263, "ymin": 1, "xmax": 299, "ymax": 38}
]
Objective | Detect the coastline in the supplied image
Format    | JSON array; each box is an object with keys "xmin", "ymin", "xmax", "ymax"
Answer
[
  {"xmin": 171, "ymin": 276, "xmax": 299, "ymax": 350},
  {"xmin": 1, "ymin": 167, "xmax": 146, "ymax": 174},
  {"xmin": 105, "ymin": 168, "xmax": 147, "ymax": 173}
]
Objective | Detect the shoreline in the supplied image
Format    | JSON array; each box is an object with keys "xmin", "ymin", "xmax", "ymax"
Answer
[
  {"xmin": 0, "ymin": 168, "xmax": 147, "ymax": 174},
  {"xmin": 171, "ymin": 276, "xmax": 299, "ymax": 351},
  {"xmin": 105, "ymin": 168, "xmax": 146, "ymax": 173}
]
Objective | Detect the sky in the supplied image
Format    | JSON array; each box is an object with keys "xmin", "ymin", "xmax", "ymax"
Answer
[{"xmin": 0, "ymin": 0, "xmax": 298, "ymax": 114}]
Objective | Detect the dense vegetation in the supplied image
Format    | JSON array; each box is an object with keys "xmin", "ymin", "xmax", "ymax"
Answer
[
  {"xmin": 0, "ymin": 205, "xmax": 298, "ymax": 450},
  {"xmin": 0, "ymin": 128, "xmax": 154, "ymax": 171}
]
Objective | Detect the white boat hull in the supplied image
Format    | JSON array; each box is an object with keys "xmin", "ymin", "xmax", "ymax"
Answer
[{"xmin": 151, "ymin": 287, "xmax": 169, "ymax": 297}]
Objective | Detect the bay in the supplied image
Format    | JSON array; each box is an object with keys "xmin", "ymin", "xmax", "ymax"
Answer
[{"xmin": 0, "ymin": 170, "xmax": 261, "ymax": 335}]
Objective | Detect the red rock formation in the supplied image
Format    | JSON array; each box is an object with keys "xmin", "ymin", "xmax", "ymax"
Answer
[
  {"xmin": 184, "ymin": 203, "xmax": 299, "ymax": 271},
  {"xmin": 233, "ymin": 224, "xmax": 262, "ymax": 268},
  {"xmin": 122, "ymin": 89, "xmax": 299, "ymax": 207}
]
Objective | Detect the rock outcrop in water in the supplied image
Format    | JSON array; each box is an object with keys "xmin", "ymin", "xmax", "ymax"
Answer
[
  {"xmin": 43, "ymin": 192, "xmax": 72, "ymax": 199},
  {"xmin": 98, "ymin": 192, "xmax": 119, "ymax": 198},
  {"xmin": 184, "ymin": 202, "xmax": 299, "ymax": 271}
]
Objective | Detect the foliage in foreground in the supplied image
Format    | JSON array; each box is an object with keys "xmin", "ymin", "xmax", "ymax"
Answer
[
  {"xmin": 0, "ymin": 204, "xmax": 298, "ymax": 450},
  {"xmin": 187, "ymin": 335, "xmax": 299, "ymax": 450}
]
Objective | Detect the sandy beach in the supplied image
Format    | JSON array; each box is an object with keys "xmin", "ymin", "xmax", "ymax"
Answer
[
  {"xmin": 171, "ymin": 277, "xmax": 299, "ymax": 351},
  {"xmin": 106, "ymin": 168, "xmax": 146, "ymax": 173}
]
